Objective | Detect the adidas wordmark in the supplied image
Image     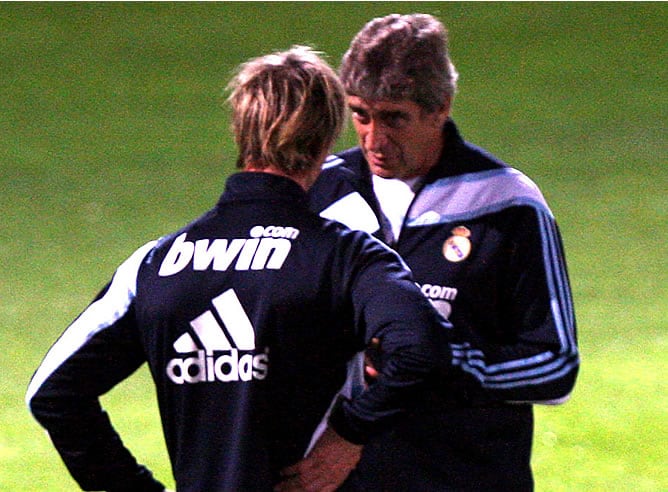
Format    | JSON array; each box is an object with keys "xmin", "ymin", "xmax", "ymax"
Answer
[{"xmin": 166, "ymin": 289, "xmax": 270, "ymax": 384}]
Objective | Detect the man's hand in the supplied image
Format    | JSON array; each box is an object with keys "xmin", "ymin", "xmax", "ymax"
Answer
[
  {"xmin": 274, "ymin": 427, "xmax": 362, "ymax": 492},
  {"xmin": 364, "ymin": 337, "xmax": 381, "ymax": 381}
]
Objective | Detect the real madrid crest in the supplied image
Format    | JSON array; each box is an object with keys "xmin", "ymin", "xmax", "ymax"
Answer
[{"xmin": 443, "ymin": 226, "xmax": 472, "ymax": 263}]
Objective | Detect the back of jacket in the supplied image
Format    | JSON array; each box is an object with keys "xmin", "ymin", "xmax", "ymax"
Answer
[
  {"xmin": 27, "ymin": 172, "xmax": 444, "ymax": 491},
  {"xmin": 140, "ymin": 173, "xmax": 372, "ymax": 489}
]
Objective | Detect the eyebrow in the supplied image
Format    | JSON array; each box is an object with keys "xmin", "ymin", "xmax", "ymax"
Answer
[
  {"xmin": 380, "ymin": 110, "xmax": 409, "ymax": 120},
  {"xmin": 348, "ymin": 105, "xmax": 409, "ymax": 121}
]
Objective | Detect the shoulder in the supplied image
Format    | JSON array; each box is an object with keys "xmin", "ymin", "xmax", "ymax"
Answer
[
  {"xmin": 322, "ymin": 147, "xmax": 365, "ymax": 170},
  {"xmin": 475, "ymin": 167, "xmax": 551, "ymax": 214},
  {"xmin": 309, "ymin": 147, "xmax": 374, "ymax": 217},
  {"xmin": 411, "ymin": 167, "xmax": 553, "ymax": 227},
  {"xmin": 317, "ymin": 148, "xmax": 366, "ymax": 185}
]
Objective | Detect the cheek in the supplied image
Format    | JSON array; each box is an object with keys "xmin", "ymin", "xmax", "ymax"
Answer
[
  {"xmin": 398, "ymin": 130, "xmax": 422, "ymax": 152},
  {"xmin": 352, "ymin": 120, "xmax": 365, "ymax": 135},
  {"xmin": 401, "ymin": 135, "xmax": 432, "ymax": 163},
  {"xmin": 412, "ymin": 124, "xmax": 438, "ymax": 148}
]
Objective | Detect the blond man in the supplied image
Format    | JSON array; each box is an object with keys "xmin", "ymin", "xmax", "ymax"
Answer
[{"xmin": 27, "ymin": 46, "xmax": 450, "ymax": 491}]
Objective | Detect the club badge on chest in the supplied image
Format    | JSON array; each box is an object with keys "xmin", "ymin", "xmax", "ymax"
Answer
[{"xmin": 443, "ymin": 226, "xmax": 472, "ymax": 263}]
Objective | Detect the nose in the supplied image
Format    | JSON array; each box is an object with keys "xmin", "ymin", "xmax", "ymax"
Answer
[{"xmin": 364, "ymin": 121, "xmax": 388, "ymax": 152}]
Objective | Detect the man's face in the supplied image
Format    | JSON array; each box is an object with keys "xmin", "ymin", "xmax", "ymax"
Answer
[{"xmin": 348, "ymin": 96, "xmax": 449, "ymax": 180}]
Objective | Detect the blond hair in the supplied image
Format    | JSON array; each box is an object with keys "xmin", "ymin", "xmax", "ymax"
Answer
[{"xmin": 228, "ymin": 46, "xmax": 346, "ymax": 173}]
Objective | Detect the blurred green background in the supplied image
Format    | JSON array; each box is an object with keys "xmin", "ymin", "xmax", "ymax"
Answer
[{"xmin": 1, "ymin": 2, "xmax": 666, "ymax": 490}]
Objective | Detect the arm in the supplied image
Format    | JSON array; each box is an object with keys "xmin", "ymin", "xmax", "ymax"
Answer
[
  {"xmin": 327, "ymin": 232, "xmax": 450, "ymax": 442},
  {"xmin": 275, "ymin": 427, "xmax": 362, "ymax": 492},
  {"xmin": 26, "ymin": 243, "xmax": 165, "ymax": 491},
  {"xmin": 448, "ymin": 207, "xmax": 579, "ymax": 405},
  {"xmin": 276, "ymin": 232, "xmax": 449, "ymax": 490}
]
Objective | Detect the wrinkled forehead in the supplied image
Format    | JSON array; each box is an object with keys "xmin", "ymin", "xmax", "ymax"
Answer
[{"xmin": 347, "ymin": 95, "xmax": 424, "ymax": 115}]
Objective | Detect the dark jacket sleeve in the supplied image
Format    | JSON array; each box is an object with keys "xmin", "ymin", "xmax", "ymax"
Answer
[
  {"xmin": 26, "ymin": 243, "xmax": 165, "ymax": 491},
  {"xmin": 327, "ymin": 231, "xmax": 451, "ymax": 443},
  {"xmin": 447, "ymin": 207, "xmax": 579, "ymax": 405},
  {"xmin": 311, "ymin": 155, "xmax": 579, "ymax": 407}
]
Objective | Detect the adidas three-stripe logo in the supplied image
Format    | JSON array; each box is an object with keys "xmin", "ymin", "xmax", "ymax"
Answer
[
  {"xmin": 175, "ymin": 289, "xmax": 255, "ymax": 353},
  {"xmin": 166, "ymin": 289, "xmax": 269, "ymax": 384}
]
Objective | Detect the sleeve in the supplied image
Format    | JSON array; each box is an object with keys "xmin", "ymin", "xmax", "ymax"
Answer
[
  {"xmin": 25, "ymin": 242, "xmax": 165, "ymax": 491},
  {"xmin": 449, "ymin": 207, "xmax": 580, "ymax": 405},
  {"xmin": 327, "ymin": 232, "xmax": 452, "ymax": 443}
]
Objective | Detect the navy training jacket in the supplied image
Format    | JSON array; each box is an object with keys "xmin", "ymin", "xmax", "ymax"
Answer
[
  {"xmin": 27, "ymin": 172, "xmax": 448, "ymax": 491},
  {"xmin": 309, "ymin": 120, "xmax": 579, "ymax": 490}
]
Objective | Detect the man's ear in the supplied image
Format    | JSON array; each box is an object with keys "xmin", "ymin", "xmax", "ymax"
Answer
[
  {"xmin": 438, "ymin": 98, "xmax": 452, "ymax": 123},
  {"xmin": 429, "ymin": 98, "xmax": 451, "ymax": 128}
]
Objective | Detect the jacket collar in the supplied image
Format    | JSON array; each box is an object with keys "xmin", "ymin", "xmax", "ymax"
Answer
[{"xmin": 217, "ymin": 171, "xmax": 308, "ymax": 207}]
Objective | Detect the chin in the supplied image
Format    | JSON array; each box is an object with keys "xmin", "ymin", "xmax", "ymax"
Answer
[{"xmin": 369, "ymin": 165, "xmax": 395, "ymax": 179}]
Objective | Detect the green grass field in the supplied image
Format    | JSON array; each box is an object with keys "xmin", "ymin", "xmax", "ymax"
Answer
[{"xmin": 1, "ymin": 3, "xmax": 666, "ymax": 490}]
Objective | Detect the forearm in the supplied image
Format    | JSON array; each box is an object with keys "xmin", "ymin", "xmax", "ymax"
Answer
[
  {"xmin": 328, "ymin": 331, "xmax": 443, "ymax": 443},
  {"xmin": 448, "ymin": 337, "xmax": 579, "ymax": 404},
  {"xmin": 30, "ymin": 393, "xmax": 165, "ymax": 491}
]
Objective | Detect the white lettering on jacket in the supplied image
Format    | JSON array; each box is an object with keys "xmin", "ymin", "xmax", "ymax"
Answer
[{"xmin": 159, "ymin": 225, "xmax": 298, "ymax": 276}]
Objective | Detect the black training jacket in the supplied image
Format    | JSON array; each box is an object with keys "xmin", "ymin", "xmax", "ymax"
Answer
[
  {"xmin": 27, "ymin": 172, "xmax": 448, "ymax": 491},
  {"xmin": 309, "ymin": 120, "xmax": 579, "ymax": 490}
]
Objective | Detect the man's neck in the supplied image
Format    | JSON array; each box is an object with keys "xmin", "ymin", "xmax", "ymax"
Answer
[{"xmin": 243, "ymin": 163, "xmax": 319, "ymax": 191}]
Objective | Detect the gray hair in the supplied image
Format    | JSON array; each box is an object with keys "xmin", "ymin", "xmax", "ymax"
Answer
[
  {"xmin": 340, "ymin": 13, "xmax": 458, "ymax": 113},
  {"xmin": 228, "ymin": 46, "xmax": 346, "ymax": 173}
]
